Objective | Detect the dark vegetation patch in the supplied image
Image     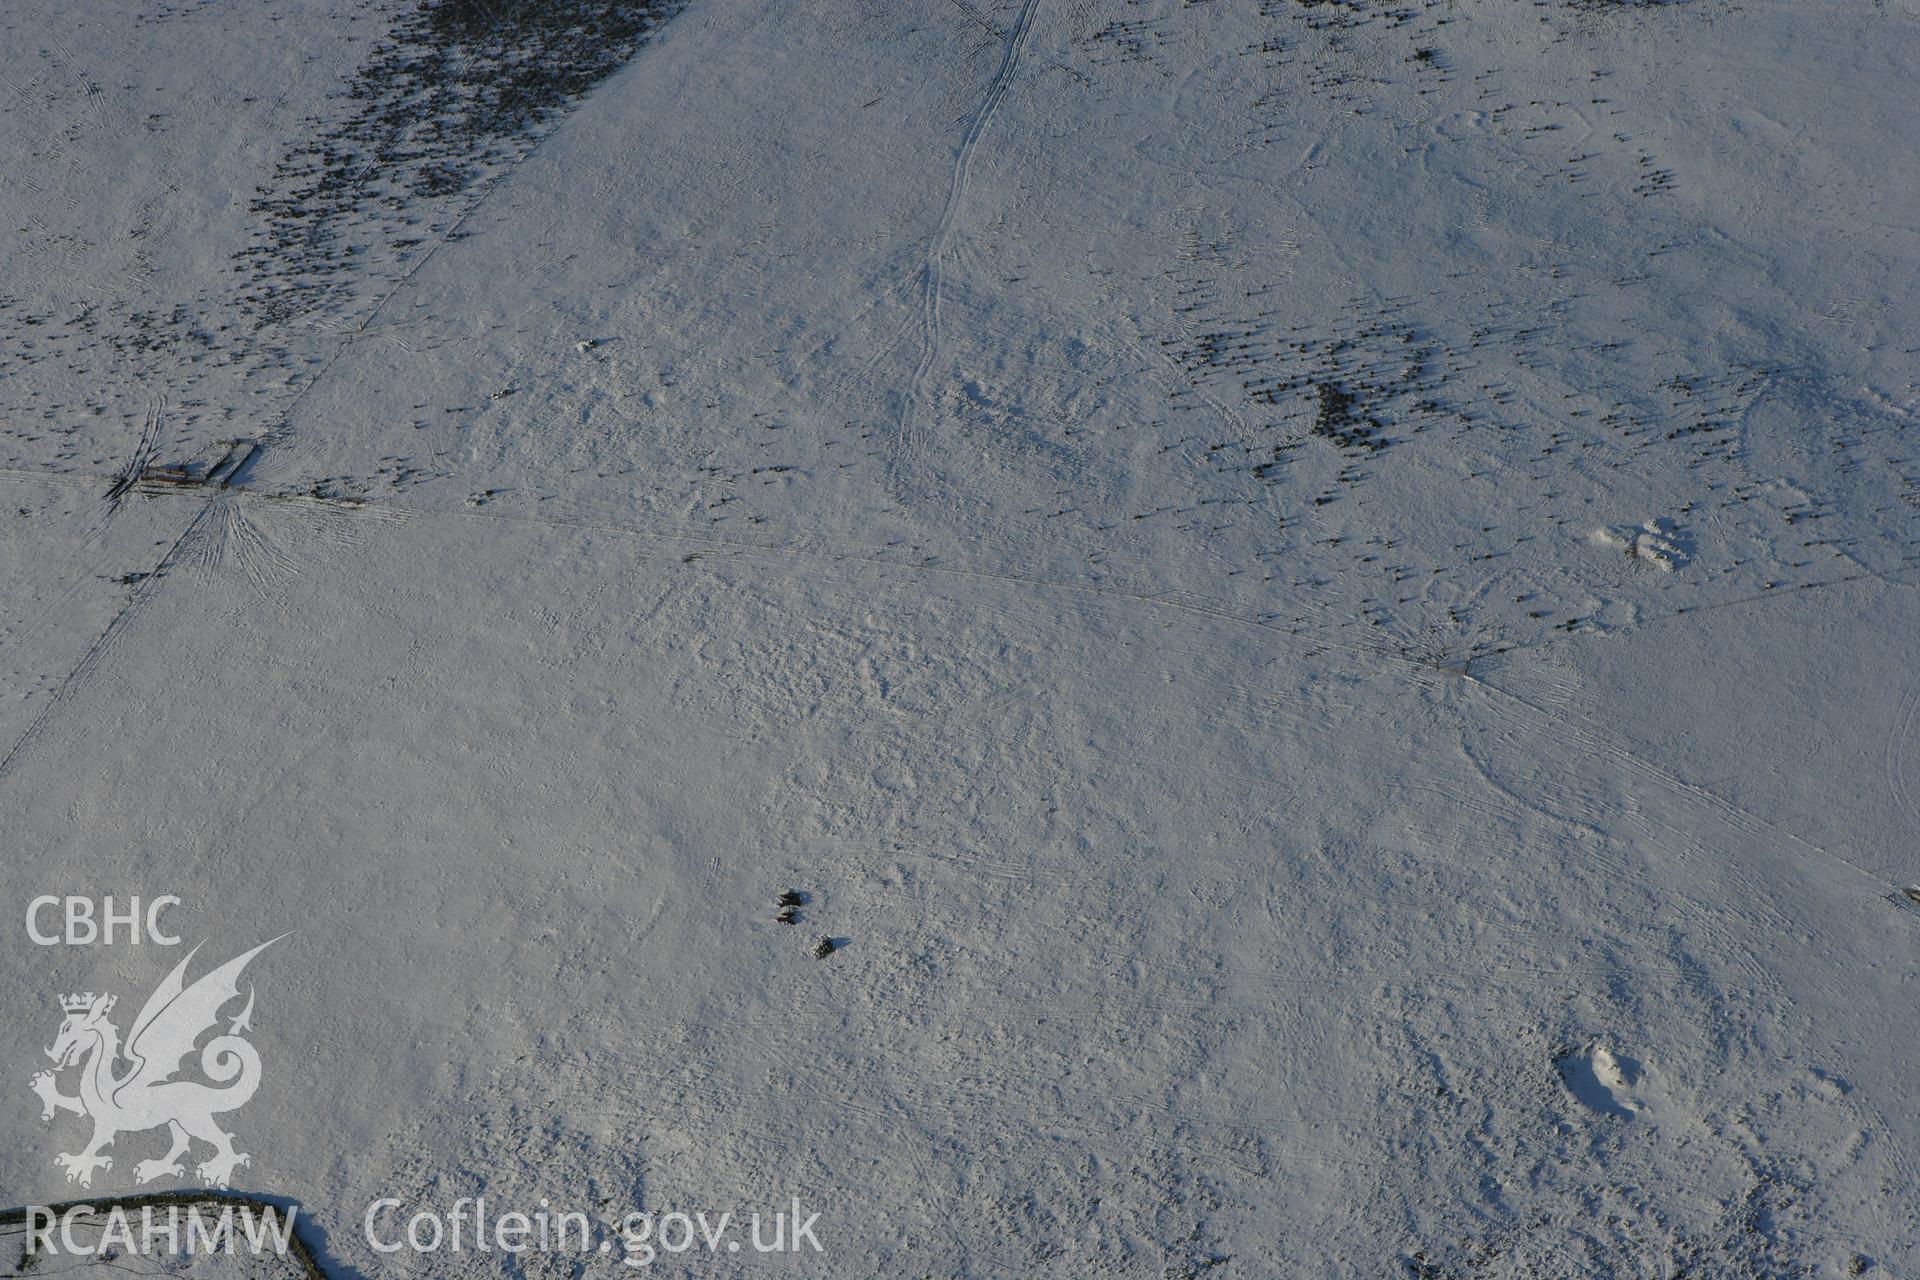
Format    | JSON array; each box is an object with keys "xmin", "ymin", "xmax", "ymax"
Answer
[
  {"xmin": 0, "ymin": 0, "xmax": 685, "ymax": 482},
  {"xmin": 1162, "ymin": 295, "xmax": 1452, "ymax": 470},
  {"xmin": 238, "ymin": 0, "xmax": 685, "ymax": 326},
  {"xmin": 1078, "ymin": 17, "xmax": 1172, "ymax": 72},
  {"xmin": 1309, "ymin": 382, "xmax": 1386, "ymax": 452}
]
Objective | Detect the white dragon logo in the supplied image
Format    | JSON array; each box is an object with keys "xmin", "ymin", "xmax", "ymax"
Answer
[{"xmin": 29, "ymin": 938, "xmax": 281, "ymax": 1189}]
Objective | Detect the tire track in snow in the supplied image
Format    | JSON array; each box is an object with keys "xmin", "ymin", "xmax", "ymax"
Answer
[
  {"xmin": 104, "ymin": 394, "xmax": 164, "ymax": 507},
  {"xmin": 893, "ymin": 0, "xmax": 1040, "ymax": 486},
  {"xmin": 1884, "ymin": 675, "xmax": 1920, "ymax": 858},
  {"xmin": 0, "ymin": 502, "xmax": 213, "ymax": 788}
]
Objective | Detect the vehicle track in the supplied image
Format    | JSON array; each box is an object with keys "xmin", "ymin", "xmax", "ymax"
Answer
[{"xmin": 893, "ymin": 0, "xmax": 1041, "ymax": 489}]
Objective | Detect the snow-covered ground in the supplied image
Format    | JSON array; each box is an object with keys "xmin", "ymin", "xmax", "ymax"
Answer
[{"xmin": 2, "ymin": 0, "xmax": 1916, "ymax": 1275}]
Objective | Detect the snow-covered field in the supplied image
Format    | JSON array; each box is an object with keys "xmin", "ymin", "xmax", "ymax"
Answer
[{"xmin": 2, "ymin": 0, "xmax": 1916, "ymax": 1275}]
